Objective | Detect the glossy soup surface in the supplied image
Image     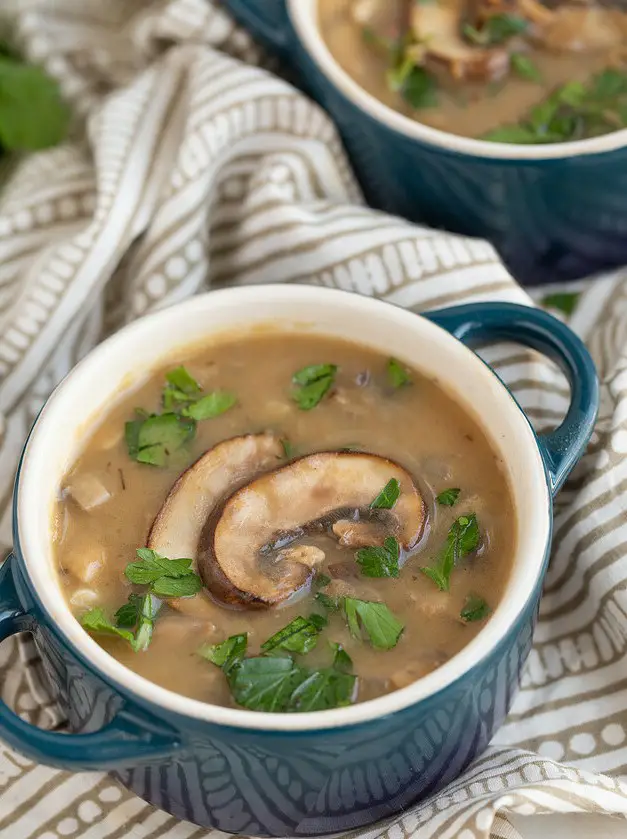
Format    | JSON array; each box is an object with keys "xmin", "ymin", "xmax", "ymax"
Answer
[
  {"xmin": 53, "ymin": 333, "xmax": 516, "ymax": 712},
  {"xmin": 318, "ymin": 0, "xmax": 627, "ymax": 143}
]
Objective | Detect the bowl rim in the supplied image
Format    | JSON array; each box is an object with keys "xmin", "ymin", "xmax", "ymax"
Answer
[
  {"xmin": 289, "ymin": 0, "xmax": 627, "ymax": 161},
  {"xmin": 16, "ymin": 285, "xmax": 551, "ymax": 732}
]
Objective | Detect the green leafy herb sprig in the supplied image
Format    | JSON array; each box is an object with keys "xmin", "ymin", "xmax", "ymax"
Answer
[
  {"xmin": 0, "ymin": 50, "xmax": 70, "ymax": 152},
  {"xmin": 484, "ymin": 69, "xmax": 627, "ymax": 145},
  {"xmin": 125, "ymin": 366, "xmax": 236, "ymax": 466},
  {"xmin": 200, "ymin": 633, "xmax": 356, "ymax": 712},
  {"xmin": 421, "ymin": 513, "xmax": 480, "ymax": 591},
  {"xmin": 291, "ymin": 364, "xmax": 337, "ymax": 410},
  {"xmin": 80, "ymin": 548, "xmax": 202, "ymax": 651}
]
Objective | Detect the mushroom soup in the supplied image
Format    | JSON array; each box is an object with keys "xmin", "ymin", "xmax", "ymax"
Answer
[
  {"xmin": 319, "ymin": 0, "xmax": 627, "ymax": 142},
  {"xmin": 53, "ymin": 332, "xmax": 516, "ymax": 712}
]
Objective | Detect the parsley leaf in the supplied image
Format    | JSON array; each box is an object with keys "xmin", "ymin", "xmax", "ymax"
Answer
[
  {"xmin": 356, "ymin": 536, "xmax": 400, "ymax": 578},
  {"xmin": 125, "ymin": 548, "xmax": 202, "ymax": 597},
  {"xmin": 542, "ymin": 292, "xmax": 580, "ymax": 317},
  {"xmin": 125, "ymin": 549, "xmax": 195, "ymax": 584},
  {"xmin": 183, "ymin": 391, "xmax": 236, "ymax": 420},
  {"xmin": 288, "ymin": 663, "xmax": 356, "ymax": 712},
  {"xmin": 125, "ymin": 413, "xmax": 195, "ymax": 467},
  {"xmin": 342, "ymin": 598, "xmax": 404, "ymax": 649},
  {"xmin": 314, "ymin": 573, "xmax": 331, "ymax": 589},
  {"xmin": 165, "ymin": 366, "xmax": 201, "ymax": 395},
  {"xmin": 421, "ymin": 513, "xmax": 480, "ymax": 591},
  {"xmin": 81, "ymin": 608, "xmax": 135, "ymax": 644},
  {"xmin": 281, "ymin": 438, "xmax": 295, "ymax": 459},
  {"xmin": 0, "ymin": 55, "xmax": 70, "ymax": 151},
  {"xmin": 436, "ymin": 488, "xmax": 461, "ymax": 507},
  {"xmin": 463, "ymin": 14, "xmax": 528, "ymax": 46},
  {"xmin": 315, "ymin": 591, "xmax": 339, "ymax": 611},
  {"xmin": 461, "ymin": 594, "xmax": 491, "ymax": 623},
  {"xmin": 261, "ymin": 615, "xmax": 327, "ymax": 655},
  {"xmin": 329, "ymin": 642, "xmax": 353, "ymax": 673},
  {"xmin": 387, "ymin": 357, "xmax": 411, "ymax": 388},
  {"xmin": 151, "ymin": 575, "xmax": 202, "ymax": 597},
  {"xmin": 511, "ymin": 53, "xmax": 542, "ymax": 83},
  {"xmin": 82, "ymin": 594, "xmax": 160, "ymax": 652},
  {"xmin": 198, "ymin": 633, "xmax": 247, "ymax": 675},
  {"xmin": 291, "ymin": 364, "xmax": 337, "ymax": 410},
  {"xmin": 371, "ymin": 478, "xmax": 401, "ymax": 509}
]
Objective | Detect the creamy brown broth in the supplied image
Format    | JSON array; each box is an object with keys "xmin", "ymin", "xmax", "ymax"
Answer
[
  {"xmin": 318, "ymin": 0, "xmax": 627, "ymax": 142},
  {"xmin": 53, "ymin": 333, "xmax": 516, "ymax": 710}
]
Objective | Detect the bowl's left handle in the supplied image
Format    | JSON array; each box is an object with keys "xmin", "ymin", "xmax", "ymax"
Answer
[
  {"xmin": 222, "ymin": 0, "xmax": 291, "ymax": 53},
  {"xmin": 425, "ymin": 302, "xmax": 599, "ymax": 496},
  {"xmin": 0, "ymin": 557, "xmax": 181, "ymax": 771}
]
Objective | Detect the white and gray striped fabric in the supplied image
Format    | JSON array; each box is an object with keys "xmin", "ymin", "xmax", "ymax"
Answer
[{"xmin": 1, "ymin": 2, "xmax": 627, "ymax": 838}]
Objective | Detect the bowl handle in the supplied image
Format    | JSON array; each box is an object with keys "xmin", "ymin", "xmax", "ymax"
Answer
[
  {"xmin": 0, "ymin": 557, "xmax": 181, "ymax": 771},
  {"xmin": 222, "ymin": 0, "xmax": 291, "ymax": 53},
  {"xmin": 424, "ymin": 302, "xmax": 599, "ymax": 496}
]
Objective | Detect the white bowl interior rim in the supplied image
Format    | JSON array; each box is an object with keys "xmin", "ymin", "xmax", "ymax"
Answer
[
  {"xmin": 17, "ymin": 285, "xmax": 550, "ymax": 732},
  {"xmin": 290, "ymin": 0, "xmax": 627, "ymax": 160}
]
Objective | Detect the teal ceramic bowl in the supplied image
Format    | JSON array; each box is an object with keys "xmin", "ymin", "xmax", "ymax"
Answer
[
  {"xmin": 0, "ymin": 287, "xmax": 598, "ymax": 835},
  {"xmin": 224, "ymin": 0, "xmax": 627, "ymax": 286}
]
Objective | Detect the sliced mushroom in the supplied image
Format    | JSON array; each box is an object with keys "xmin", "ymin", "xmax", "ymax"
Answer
[
  {"xmin": 148, "ymin": 433, "xmax": 284, "ymax": 617},
  {"xmin": 332, "ymin": 518, "xmax": 388, "ymax": 548},
  {"xmin": 275, "ymin": 545, "xmax": 326, "ymax": 569},
  {"xmin": 198, "ymin": 452, "xmax": 426, "ymax": 609},
  {"xmin": 534, "ymin": 6, "xmax": 623, "ymax": 50},
  {"xmin": 412, "ymin": 3, "xmax": 510, "ymax": 82}
]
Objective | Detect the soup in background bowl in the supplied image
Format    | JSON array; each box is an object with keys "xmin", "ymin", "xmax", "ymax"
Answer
[
  {"xmin": 224, "ymin": 0, "xmax": 627, "ymax": 285},
  {"xmin": 0, "ymin": 287, "xmax": 598, "ymax": 835}
]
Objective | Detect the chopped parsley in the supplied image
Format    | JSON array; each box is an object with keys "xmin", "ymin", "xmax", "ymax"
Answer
[
  {"xmin": 200, "ymin": 634, "xmax": 356, "ymax": 712},
  {"xmin": 460, "ymin": 594, "xmax": 491, "ymax": 623},
  {"xmin": 463, "ymin": 14, "xmax": 528, "ymax": 46},
  {"xmin": 356, "ymin": 536, "xmax": 400, "ymax": 578},
  {"xmin": 484, "ymin": 69, "xmax": 627, "ymax": 144},
  {"xmin": 371, "ymin": 478, "xmax": 401, "ymax": 509},
  {"xmin": 291, "ymin": 364, "xmax": 337, "ymax": 410},
  {"xmin": 542, "ymin": 292, "xmax": 580, "ymax": 317},
  {"xmin": 126, "ymin": 365, "xmax": 236, "ymax": 466},
  {"xmin": 281, "ymin": 438, "xmax": 295, "ymax": 459},
  {"xmin": 261, "ymin": 615, "xmax": 327, "ymax": 655},
  {"xmin": 81, "ymin": 593, "xmax": 159, "ymax": 653},
  {"xmin": 387, "ymin": 357, "xmax": 411, "ymax": 388},
  {"xmin": 421, "ymin": 514, "xmax": 480, "ymax": 591},
  {"xmin": 436, "ymin": 488, "xmax": 461, "ymax": 507},
  {"xmin": 511, "ymin": 53, "xmax": 541, "ymax": 84},
  {"xmin": 343, "ymin": 598, "xmax": 404, "ymax": 649},
  {"xmin": 125, "ymin": 548, "xmax": 202, "ymax": 597}
]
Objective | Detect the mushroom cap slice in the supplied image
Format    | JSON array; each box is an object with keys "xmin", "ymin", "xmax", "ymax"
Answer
[
  {"xmin": 147, "ymin": 433, "xmax": 284, "ymax": 617},
  {"xmin": 412, "ymin": 3, "xmax": 510, "ymax": 82},
  {"xmin": 198, "ymin": 452, "xmax": 426, "ymax": 609}
]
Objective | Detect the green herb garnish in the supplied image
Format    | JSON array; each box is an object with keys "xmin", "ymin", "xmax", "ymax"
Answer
[
  {"xmin": 356, "ymin": 536, "xmax": 400, "ymax": 578},
  {"xmin": 125, "ymin": 548, "xmax": 202, "ymax": 597},
  {"xmin": 291, "ymin": 364, "xmax": 337, "ymax": 410},
  {"xmin": 371, "ymin": 478, "xmax": 401, "ymax": 509},
  {"xmin": 511, "ymin": 54, "xmax": 542, "ymax": 83},
  {"xmin": 463, "ymin": 14, "xmax": 528, "ymax": 46},
  {"xmin": 261, "ymin": 615, "xmax": 327, "ymax": 655},
  {"xmin": 201, "ymin": 634, "xmax": 356, "ymax": 712},
  {"xmin": 82, "ymin": 593, "xmax": 159, "ymax": 652},
  {"xmin": 421, "ymin": 514, "xmax": 480, "ymax": 591},
  {"xmin": 343, "ymin": 598, "xmax": 404, "ymax": 649},
  {"xmin": 484, "ymin": 68, "xmax": 627, "ymax": 145},
  {"xmin": 314, "ymin": 573, "xmax": 331, "ymax": 588},
  {"xmin": 460, "ymin": 594, "xmax": 491, "ymax": 622},
  {"xmin": 281, "ymin": 438, "xmax": 295, "ymax": 459},
  {"xmin": 387, "ymin": 357, "xmax": 411, "ymax": 388},
  {"xmin": 183, "ymin": 391, "xmax": 237, "ymax": 420},
  {"xmin": 0, "ymin": 54, "xmax": 70, "ymax": 151},
  {"xmin": 125, "ymin": 413, "xmax": 195, "ymax": 467},
  {"xmin": 436, "ymin": 488, "xmax": 461, "ymax": 507},
  {"xmin": 315, "ymin": 591, "xmax": 339, "ymax": 611},
  {"xmin": 198, "ymin": 633, "xmax": 247, "ymax": 675},
  {"xmin": 542, "ymin": 292, "xmax": 580, "ymax": 317}
]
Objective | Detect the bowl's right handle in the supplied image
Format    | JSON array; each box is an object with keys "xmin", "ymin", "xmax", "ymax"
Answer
[
  {"xmin": 222, "ymin": 0, "xmax": 291, "ymax": 54},
  {"xmin": 0, "ymin": 557, "xmax": 181, "ymax": 771},
  {"xmin": 425, "ymin": 302, "xmax": 599, "ymax": 496}
]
